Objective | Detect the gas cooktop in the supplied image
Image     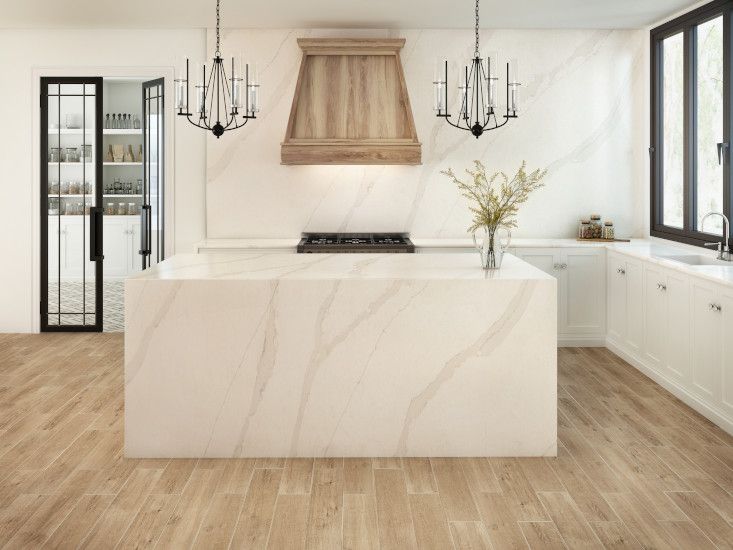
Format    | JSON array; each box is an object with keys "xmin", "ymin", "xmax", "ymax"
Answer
[{"xmin": 297, "ymin": 233, "xmax": 415, "ymax": 253}]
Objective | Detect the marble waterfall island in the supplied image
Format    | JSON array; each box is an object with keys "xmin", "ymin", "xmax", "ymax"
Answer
[{"xmin": 124, "ymin": 253, "xmax": 557, "ymax": 458}]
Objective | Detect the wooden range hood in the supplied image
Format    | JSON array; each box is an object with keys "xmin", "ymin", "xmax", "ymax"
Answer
[{"xmin": 281, "ymin": 38, "xmax": 421, "ymax": 165}]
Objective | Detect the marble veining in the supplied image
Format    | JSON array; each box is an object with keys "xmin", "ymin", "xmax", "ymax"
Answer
[{"xmin": 125, "ymin": 253, "xmax": 556, "ymax": 457}]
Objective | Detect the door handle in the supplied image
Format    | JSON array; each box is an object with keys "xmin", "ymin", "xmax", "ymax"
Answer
[
  {"xmin": 89, "ymin": 207, "xmax": 104, "ymax": 261},
  {"xmin": 709, "ymin": 303, "xmax": 722, "ymax": 312},
  {"xmin": 718, "ymin": 142, "xmax": 729, "ymax": 165},
  {"xmin": 139, "ymin": 204, "xmax": 151, "ymax": 256}
]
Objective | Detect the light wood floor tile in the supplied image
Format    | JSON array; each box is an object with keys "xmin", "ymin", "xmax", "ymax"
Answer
[
  {"xmin": 191, "ymin": 492, "xmax": 245, "ymax": 549},
  {"xmin": 342, "ymin": 493, "xmax": 378, "ymax": 550},
  {"xmin": 403, "ymin": 457, "xmax": 437, "ymax": 493},
  {"xmin": 589, "ymin": 521, "xmax": 641, "ymax": 549},
  {"xmin": 344, "ymin": 458, "xmax": 373, "ymax": 494},
  {"xmin": 408, "ymin": 493, "xmax": 453, "ymax": 550},
  {"xmin": 116, "ymin": 493, "xmax": 179, "ymax": 549},
  {"xmin": 374, "ymin": 468, "xmax": 418, "ymax": 550},
  {"xmin": 230, "ymin": 467, "xmax": 282, "ymax": 549},
  {"xmin": 431, "ymin": 457, "xmax": 480, "ymax": 521},
  {"xmin": 280, "ymin": 457, "xmax": 314, "ymax": 495},
  {"xmin": 474, "ymin": 492, "xmax": 529, "ymax": 549},
  {"xmin": 450, "ymin": 520, "xmax": 493, "ymax": 549},
  {"xmin": 519, "ymin": 521, "xmax": 567, "ymax": 549},
  {"xmin": 537, "ymin": 491, "xmax": 603, "ymax": 549},
  {"xmin": 267, "ymin": 493, "xmax": 309, "ymax": 550}
]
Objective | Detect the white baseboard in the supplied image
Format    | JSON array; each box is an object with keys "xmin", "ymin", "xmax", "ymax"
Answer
[
  {"xmin": 559, "ymin": 335, "xmax": 606, "ymax": 347},
  {"xmin": 605, "ymin": 339, "xmax": 733, "ymax": 436}
]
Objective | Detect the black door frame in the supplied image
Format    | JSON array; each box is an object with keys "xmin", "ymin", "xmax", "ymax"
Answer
[
  {"xmin": 40, "ymin": 77, "xmax": 104, "ymax": 332},
  {"xmin": 141, "ymin": 78, "xmax": 165, "ymax": 270}
]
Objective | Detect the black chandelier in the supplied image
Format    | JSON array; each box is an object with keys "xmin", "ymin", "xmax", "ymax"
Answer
[
  {"xmin": 175, "ymin": 0, "xmax": 259, "ymax": 138},
  {"xmin": 433, "ymin": 0, "xmax": 520, "ymax": 138}
]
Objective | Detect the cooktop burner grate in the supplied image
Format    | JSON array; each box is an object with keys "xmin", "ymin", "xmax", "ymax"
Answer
[{"xmin": 298, "ymin": 233, "xmax": 414, "ymax": 253}]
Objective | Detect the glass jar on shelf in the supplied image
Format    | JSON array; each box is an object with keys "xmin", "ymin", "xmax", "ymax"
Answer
[
  {"xmin": 49, "ymin": 147, "xmax": 61, "ymax": 162},
  {"xmin": 64, "ymin": 147, "xmax": 77, "ymax": 162},
  {"xmin": 117, "ymin": 202, "xmax": 128, "ymax": 216},
  {"xmin": 105, "ymin": 202, "xmax": 115, "ymax": 215},
  {"xmin": 64, "ymin": 202, "xmax": 75, "ymax": 216},
  {"xmin": 60, "ymin": 181, "xmax": 70, "ymax": 195},
  {"xmin": 602, "ymin": 221, "xmax": 615, "ymax": 240},
  {"xmin": 588, "ymin": 214, "xmax": 603, "ymax": 239},
  {"xmin": 578, "ymin": 219, "xmax": 590, "ymax": 239},
  {"xmin": 136, "ymin": 179, "xmax": 143, "ymax": 194},
  {"xmin": 78, "ymin": 144, "xmax": 92, "ymax": 162},
  {"xmin": 69, "ymin": 181, "xmax": 80, "ymax": 195},
  {"xmin": 128, "ymin": 202, "xmax": 136, "ymax": 215},
  {"xmin": 76, "ymin": 202, "xmax": 83, "ymax": 216},
  {"xmin": 48, "ymin": 198, "xmax": 59, "ymax": 216},
  {"xmin": 48, "ymin": 181, "xmax": 59, "ymax": 195},
  {"xmin": 84, "ymin": 181, "xmax": 92, "ymax": 194}
]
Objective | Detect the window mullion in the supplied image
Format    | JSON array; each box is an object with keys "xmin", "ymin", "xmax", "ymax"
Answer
[
  {"xmin": 685, "ymin": 25, "xmax": 698, "ymax": 233},
  {"xmin": 724, "ymin": 7, "xmax": 732, "ymax": 246}
]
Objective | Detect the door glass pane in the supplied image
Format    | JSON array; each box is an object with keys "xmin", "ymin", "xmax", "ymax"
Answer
[
  {"xmin": 143, "ymin": 80, "xmax": 164, "ymax": 269},
  {"xmin": 45, "ymin": 81, "xmax": 98, "ymax": 328},
  {"xmin": 662, "ymin": 32, "xmax": 685, "ymax": 229},
  {"xmin": 696, "ymin": 15, "xmax": 724, "ymax": 235}
]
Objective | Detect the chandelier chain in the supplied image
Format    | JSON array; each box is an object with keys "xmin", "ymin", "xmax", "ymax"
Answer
[
  {"xmin": 474, "ymin": 0, "xmax": 480, "ymax": 58},
  {"xmin": 215, "ymin": 0, "xmax": 221, "ymax": 56}
]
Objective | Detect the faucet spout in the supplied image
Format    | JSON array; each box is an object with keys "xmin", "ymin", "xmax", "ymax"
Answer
[{"xmin": 701, "ymin": 212, "xmax": 731, "ymax": 261}]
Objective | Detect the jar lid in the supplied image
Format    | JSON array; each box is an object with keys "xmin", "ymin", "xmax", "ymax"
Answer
[
  {"xmin": 590, "ymin": 214, "xmax": 601, "ymax": 220},
  {"xmin": 581, "ymin": 219, "xmax": 590, "ymax": 224},
  {"xmin": 604, "ymin": 221, "xmax": 613, "ymax": 225}
]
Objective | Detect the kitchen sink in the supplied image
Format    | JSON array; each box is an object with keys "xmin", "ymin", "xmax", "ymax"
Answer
[{"xmin": 656, "ymin": 254, "xmax": 728, "ymax": 266}]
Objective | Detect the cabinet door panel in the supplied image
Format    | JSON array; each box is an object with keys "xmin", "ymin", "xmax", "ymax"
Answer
[
  {"xmin": 643, "ymin": 264, "xmax": 666, "ymax": 372},
  {"xmin": 721, "ymin": 291, "xmax": 733, "ymax": 417},
  {"xmin": 607, "ymin": 254, "xmax": 627, "ymax": 343},
  {"xmin": 690, "ymin": 283, "xmax": 721, "ymax": 402},
  {"xmin": 625, "ymin": 259, "xmax": 643, "ymax": 355},
  {"xmin": 665, "ymin": 271, "xmax": 690, "ymax": 383},
  {"xmin": 104, "ymin": 218, "xmax": 129, "ymax": 278},
  {"xmin": 128, "ymin": 220, "xmax": 142, "ymax": 274},
  {"xmin": 564, "ymin": 250, "xmax": 605, "ymax": 335}
]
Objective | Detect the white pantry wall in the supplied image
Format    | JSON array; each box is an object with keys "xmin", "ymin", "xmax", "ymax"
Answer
[
  {"xmin": 0, "ymin": 29, "xmax": 206, "ymax": 332},
  {"xmin": 207, "ymin": 28, "xmax": 648, "ymax": 239}
]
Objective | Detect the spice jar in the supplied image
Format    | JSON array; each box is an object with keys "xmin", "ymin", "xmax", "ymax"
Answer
[
  {"xmin": 578, "ymin": 219, "xmax": 591, "ymax": 239},
  {"xmin": 117, "ymin": 202, "xmax": 128, "ymax": 216},
  {"xmin": 105, "ymin": 202, "xmax": 115, "ymax": 215},
  {"xmin": 128, "ymin": 202, "xmax": 136, "ymax": 215},
  {"xmin": 588, "ymin": 215, "xmax": 603, "ymax": 239},
  {"xmin": 602, "ymin": 221, "xmax": 615, "ymax": 240},
  {"xmin": 69, "ymin": 181, "xmax": 80, "ymax": 194}
]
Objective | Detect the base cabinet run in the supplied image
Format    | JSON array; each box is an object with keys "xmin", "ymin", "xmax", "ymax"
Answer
[{"xmin": 607, "ymin": 250, "xmax": 733, "ymax": 433}]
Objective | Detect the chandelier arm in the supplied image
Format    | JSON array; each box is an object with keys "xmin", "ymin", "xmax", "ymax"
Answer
[
  {"xmin": 184, "ymin": 112, "xmax": 213, "ymax": 131},
  {"xmin": 441, "ymin": 115, "xmax": 473, "ymax": 132},
  {"xmin": 204, "ymin": 58, "xmax": 218, "ymax": 127}
]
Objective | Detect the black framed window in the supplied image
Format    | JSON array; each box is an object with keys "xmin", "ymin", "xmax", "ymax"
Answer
[{"xmin": 651, "ymin": 0, "xmax": 733, "ymax": 247}]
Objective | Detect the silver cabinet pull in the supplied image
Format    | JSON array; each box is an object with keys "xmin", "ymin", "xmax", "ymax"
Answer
[
  {"xmin": 561, "ymin": 263, "xmax": 568, "ymax": 269},
  {"xmin": 709, "ymin": 303, "xmax": 722, "ymax": 312},
  {"xmin": 617, "ymin": 267, "xmax": 626, "ymax": 275},
  {"xmin": 657, "ymin": 283, "xmax": 666, "ymax": 291}
]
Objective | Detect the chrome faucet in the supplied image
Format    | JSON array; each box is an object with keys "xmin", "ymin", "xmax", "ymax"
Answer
[{"xmin": 701, "ymin": 212, "xmax": 731, "ymax": 261}]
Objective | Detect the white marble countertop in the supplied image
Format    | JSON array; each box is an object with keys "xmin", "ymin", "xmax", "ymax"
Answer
[{"xmin": 128, "ymin": 252, "xmax": 554, "ymax": 282}]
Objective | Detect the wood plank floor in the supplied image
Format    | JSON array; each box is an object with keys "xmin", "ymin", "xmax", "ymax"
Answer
[{"xmin": 0, "ymin": 334, "xmax": 732, "ymax": 549}]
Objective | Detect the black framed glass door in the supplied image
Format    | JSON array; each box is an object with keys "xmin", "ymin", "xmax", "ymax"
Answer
[
  {"xmin": 141, "ymin": 78, "xmax": 165, "ymax": 269},
  {"xmin": 41, "ymin": 78, "xmax": 104, "ymax": 332}
]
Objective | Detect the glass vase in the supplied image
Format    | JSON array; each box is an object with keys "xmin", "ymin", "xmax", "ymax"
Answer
[{"xmin": 472, "ymin": 226, "xmax": 512, "ymax": 270}]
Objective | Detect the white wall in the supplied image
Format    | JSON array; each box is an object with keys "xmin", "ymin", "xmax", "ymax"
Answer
[
  {"xmin": 207, "ymin": 28, "xmax": 648, "ymax": 239},
  {"xmin": 0, "ymin": 29, "xmax": 207, "ymax": 332}
]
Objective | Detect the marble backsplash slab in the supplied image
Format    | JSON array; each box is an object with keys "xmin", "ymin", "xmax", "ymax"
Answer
[{"xmin": 206, "ymin": 28, "xmax": 646, "ymax": 240}]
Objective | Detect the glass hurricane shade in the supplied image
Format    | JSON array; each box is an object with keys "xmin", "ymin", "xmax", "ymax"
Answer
[{"xmin": 433, "ymin": 56, "xmax": 521, "ymax": 115}]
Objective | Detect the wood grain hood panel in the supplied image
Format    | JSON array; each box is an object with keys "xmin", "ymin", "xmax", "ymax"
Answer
[{"xmin": 281, "ymin": 38, "xmax": 421, "ymax": 165}]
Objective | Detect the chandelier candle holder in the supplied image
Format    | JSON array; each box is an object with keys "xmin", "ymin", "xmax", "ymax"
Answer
[
  {"xmin": 175, "ymin": 0, "xmax": 259, "ymax": 138},
  {"xmin": 434, "ymin": 0, "xmax": 520, "ymax": 138}
]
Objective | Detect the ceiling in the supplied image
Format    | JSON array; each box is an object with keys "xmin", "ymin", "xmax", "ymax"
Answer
[{"xmin": 0, "ymin": 0, "xmax": 700, "ymax": 30}]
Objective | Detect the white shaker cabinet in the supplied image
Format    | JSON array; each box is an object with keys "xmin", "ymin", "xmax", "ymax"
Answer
[
  {"xmin": 514, "ymin": 248, "xmax": 605, "ymax": 344},
  {"xmin": 690, "ymin": 279, "xmax": 733, "ymax": 414},
  {"xmin": 606, "ymin": 252, "xmax": 643, "ymax": 356},
  {"xmin": 642, "ymin": 263, "xmax": 690, "ymax": 384}
]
